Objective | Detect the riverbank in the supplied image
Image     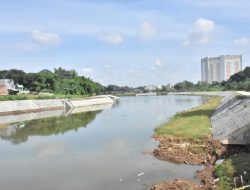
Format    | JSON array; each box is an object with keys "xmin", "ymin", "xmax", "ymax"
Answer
[
  {"xmin": 150, "ymin": 95, "xmax": 250, "ymax": 190},
  {"xmin": 0, "ymin": 95, "xmax": 116, "ymax": 116},
  {"xmin": 0, "ymin": 94, "xmax": 90, "ymax": 101}
]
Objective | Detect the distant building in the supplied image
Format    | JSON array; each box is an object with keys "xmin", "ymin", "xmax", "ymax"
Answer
[
  {"xmin": 201, "ymin": 55, "xmax": 242, "ymax": 83},
  {"xmin": 144, "ymin": 85, "xmax": 158, "ymax": 92}
]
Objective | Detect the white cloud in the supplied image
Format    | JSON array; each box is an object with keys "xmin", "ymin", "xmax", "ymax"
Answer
[
  {"xmin": 32, "ymin": 30, "xmax": 61, "ymax": 45},
  {"xmin": 233, "ymin": 37, "xmax": 250, "ymax": 45},
  {"xmin": 81, "ymin": 67, "xmax": 95, "ymax": 77},
  {"xmin": 154, "ymin": 59, "xmax": 164, "ymax": 67},
  {"xmin": 184, "ymin": 18, "xmax": 215, "ymax": 46},
  {"xmin": 99, "ymin": 33, "xmax": 123, "ymax": 45},
  {"xmin": 150, "ymin": 59, "xmax": 164, "ymax": 70},
  {"xmin": 138, "ymin": 21, "xmax": 156, "ymax": 40}
]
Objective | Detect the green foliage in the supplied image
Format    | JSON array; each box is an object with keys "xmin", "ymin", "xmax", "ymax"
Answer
[
  {"xmin": 174, "ymin": 80, "xmax": 195, "ymax": 91},
  {"xmin": 0, "ymin": 68, "xmax": 104, "ymax": 95},
  {"xmin": 215, "ymin": 153, "xmax": 250, "ymax": 190},
  {"xmin": 0, "ymin": 94, "xmax": 92, "ymax": 101},
  {"xmin": 173, "ymin": 67, "xmax": 250, "ymax": 92}
]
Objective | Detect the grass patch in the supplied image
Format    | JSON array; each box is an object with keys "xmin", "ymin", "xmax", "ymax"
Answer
[
  {"xmin": 215, "ymin": 152, "xmax": 250, "ymax": 190},
  {"xmin": 0, "ymin": 94, "xmax": 90, "ymax": 101},
  {"xmin": 155, "ymin": 96, "xmax": 222, "ymax": 139}
]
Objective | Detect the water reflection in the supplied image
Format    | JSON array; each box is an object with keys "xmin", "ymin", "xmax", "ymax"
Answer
[
  {"xmin": 0, "ymin": 96, "xmax": 206, "ymax": 190},
  {"xmin": 0, "ymin": 104, "xmax": 115, "ymax": 144}
]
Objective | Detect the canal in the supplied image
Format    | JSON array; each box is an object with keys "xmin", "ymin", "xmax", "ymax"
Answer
[{"xmin": 0, "ymin": 95, "xmax": 207, "ymax": 190}]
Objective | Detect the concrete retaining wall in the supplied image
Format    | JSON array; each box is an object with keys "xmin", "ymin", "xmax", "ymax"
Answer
[
  {"xmin": 68, "ymin": 96, "xmax": 114, "ymax": 108},
  {"xmin": 0, "ymin": 99, "xmax": 65, "ymax": 115},
  {"xmin": 0, "ymin": 95, "xmax": 116, "ymax": 116},
  {"xmin": 211, "ymin": 97, "xmax": 250, "ymax": 145},
  {"xmin": 169, "ymin": 91, "xmax": 250, "ymax": 145}
]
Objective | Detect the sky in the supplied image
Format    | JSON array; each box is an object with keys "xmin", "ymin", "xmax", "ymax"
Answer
[{"xmin": 0, "ymin": 0, "xmax": 250, "ymax": 87}]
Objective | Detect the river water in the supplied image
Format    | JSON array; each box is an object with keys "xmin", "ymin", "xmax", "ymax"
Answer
[{"xmin": 0, "ymin": 95, "xmax": 207, "ymax": 190}]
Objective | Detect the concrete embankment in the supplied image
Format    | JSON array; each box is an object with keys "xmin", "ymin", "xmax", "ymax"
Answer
[
  {"xmin": 69, "ymin": 96, "xmax": 114, "ymax": 108},
  {"xmin": 169, "ymin": 91, "xmax": 250, "ymax": 144},
  {"xmin": 0, "ymin": 99, "xmax": 65, "ymax": 116},
  {"xmin": 0, "ymin": 95, "xmax": 116, "ymax": 116},
  {"xmin": 211, "ymin": 96, "xmax": 250, "ymax": 144}
]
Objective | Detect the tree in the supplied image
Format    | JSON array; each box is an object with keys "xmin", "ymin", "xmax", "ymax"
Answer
[{"xmin": 0, "ymin": 68, "xmax": 104, "ymax": 95}]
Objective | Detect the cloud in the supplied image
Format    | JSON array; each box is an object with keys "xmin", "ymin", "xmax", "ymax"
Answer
[
  {"xmin": 150, "ymin": 59, "xmax": 164, "ymax": 70},
  {"xmin": 184, "ymin": 18, "xmax": 215, "ymax": 46},
  {"xmin": 81, "ymin": 67, "xmax": 95, "ymax": 77},
  {"xmin": 32, "ymin": 30, "xmax": 61, "ymax": 45},
  {"xmin": 138, "ymin": 21, "xmax": 156, "ymax": 40},
  {"xmin": 233, "ymin": 37, "xmax": 250, "ymax": 45},
  {"xmin": 99, "ymin": 33, "xmax": 123, "ymax": 45}
]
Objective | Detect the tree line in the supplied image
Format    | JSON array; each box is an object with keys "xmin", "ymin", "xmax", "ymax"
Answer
[
  {"xmin": 173, "ymin": 67, "xmax": 250, "ymax": 92},
  {"xmin": 0, "ymin": 68, "xmax": 103, "ymax": 95}
]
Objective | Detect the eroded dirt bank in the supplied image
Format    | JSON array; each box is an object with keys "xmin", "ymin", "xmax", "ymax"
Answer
[
  {"xmin": 150, "ymin": 136, "xmax": 250, "ymax": 190},
  {"xmin": 153, "ymin": 136, "xmax": 226, "ymax": 165},
  {"xmin": 150, "ymin": 136, "xmax": 226, "ymax": 190}
]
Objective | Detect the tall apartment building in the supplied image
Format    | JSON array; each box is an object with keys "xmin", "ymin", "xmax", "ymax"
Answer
[{"xmin": 201, "ymin": 55, "xmax": 242, "ymax": 83}]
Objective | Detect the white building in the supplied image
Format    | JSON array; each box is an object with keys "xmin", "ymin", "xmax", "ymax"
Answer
[{"xmin": 201, "ymin": 55, "xmax": 242, "ymax": 83}]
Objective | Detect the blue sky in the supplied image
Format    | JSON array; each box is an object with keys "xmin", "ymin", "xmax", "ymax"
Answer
[{"xmin": 0, "ymin": 0, "xmax": 250, "ymax": 86}]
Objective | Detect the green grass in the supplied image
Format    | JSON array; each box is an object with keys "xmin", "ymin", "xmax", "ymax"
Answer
[
  {"xmin": 155, "ymin": 96, "xmax": 222, "ymax": 139},
  {"xmin": 0, "ymin": 94, "xmax": 90, "ymax": 101},
  {"xmin": 215, "ymin": 152, "xmax": 250, "ymax": 190}
]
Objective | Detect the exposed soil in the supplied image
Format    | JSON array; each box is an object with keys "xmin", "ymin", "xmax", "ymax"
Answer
[
  {"xmin": 153, "ymin": 135, "xmax": 227, "ymax": 165},
  {"xmin": 151, "ymin": 135, "xmax": 250, "ymax": 190},
  {"xmin": 150, "ymin": 135, "xmax": 227, "ymax": 190},
  {"xmin": 196, "ymin": 166, "xmax": 216, "ymax": 190},
  {"xmin": 150, "ymin": 179, "xmax": 201, "ymax": 190}
]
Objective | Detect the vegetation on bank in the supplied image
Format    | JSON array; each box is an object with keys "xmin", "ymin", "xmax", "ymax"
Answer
[
  {"xmin": 155, "ymin": 95, "xmax": 250, "ymax": 190},
  {"xmin": 215, "ymin": 152, "xmax": 250, "ymax": 190},
  {"xmin": 173, "ymin": 66, "xmax": 250, "ymax": 92},
  {"xmin": 0, "ymin": 94, "xmax": 90, "ymax": 101},
  {"xmin": 155, "ymin": 96, "xmax": 222, "ymax": 139},
  {"xmin": 0, "ymin": 68, "xmax": 103, "ymax": 95}
]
